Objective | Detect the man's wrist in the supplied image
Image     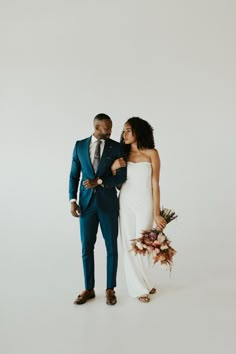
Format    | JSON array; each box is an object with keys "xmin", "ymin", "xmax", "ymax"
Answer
[
  {"xmin": 70, "ymin": 199, "xmax": 77, "ymax": 203},
  {"xmin": 97, "ymin": 178, "xmax": 104, "ymax": 187}
]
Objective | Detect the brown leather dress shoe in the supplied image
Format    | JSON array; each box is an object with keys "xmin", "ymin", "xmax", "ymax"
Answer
[
  {"xmin": 106, "ymin": 289, "xmax": 117, "ymax": 305},
  {"xmin": 149, "ymin": 288, "xmax": 157, "ymax": 294},
  {"xmin": 73, "ymin": 289, "xmax": 95, "ymax": 305}
]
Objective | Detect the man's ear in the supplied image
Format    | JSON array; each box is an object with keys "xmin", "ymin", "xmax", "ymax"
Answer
[{"xmin": 94, "ymin": 122, "xmax": 100, "ymax": 130}]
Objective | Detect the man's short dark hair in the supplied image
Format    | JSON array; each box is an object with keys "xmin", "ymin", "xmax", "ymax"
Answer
[{"xmin": 93, "ymin": 113, "xmax": 111, "ymax": 121}]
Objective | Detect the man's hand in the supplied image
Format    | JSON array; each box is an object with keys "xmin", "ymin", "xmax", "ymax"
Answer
[
  {"xmin": 70, "ymin": 201, "xmax": 81, "ymax": 217},
  {"xmin": 83, "ymin": 179, "xmax": 98, "ymax": 189}
]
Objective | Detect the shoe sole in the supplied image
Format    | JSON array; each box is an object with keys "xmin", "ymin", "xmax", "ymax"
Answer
[{"xmin": 106, "ymin": 299, "xmax": 117, "ymax": 305}]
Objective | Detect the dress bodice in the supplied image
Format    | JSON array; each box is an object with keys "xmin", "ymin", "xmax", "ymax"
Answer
[
  {"xmin": 122, "ymin": 161, "xmax": 152, "ymax": 189},
  {"xmin": 119, "ymin": 162, "xmax": 153, "ymax": 210}
]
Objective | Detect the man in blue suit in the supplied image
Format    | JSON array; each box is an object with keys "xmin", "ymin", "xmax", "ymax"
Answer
[{"xmin": 69, "ymin": 113, "xmax": 127, "ymax": 305}]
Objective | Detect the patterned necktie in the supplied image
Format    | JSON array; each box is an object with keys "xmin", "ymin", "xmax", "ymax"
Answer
[{"xmin": 92, "ymin": 140, "xmax": 101, "ymax": 172}]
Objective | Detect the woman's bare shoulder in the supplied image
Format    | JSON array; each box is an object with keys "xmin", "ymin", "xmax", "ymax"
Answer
[{"xmin": 144, "ymin": 148, "xmax": 159, "ymax": 159}]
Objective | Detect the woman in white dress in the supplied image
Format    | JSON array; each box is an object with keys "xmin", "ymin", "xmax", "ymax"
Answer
[{"xmin": 112, "ymin": 117, "xmax": 167, "ymax": 302}]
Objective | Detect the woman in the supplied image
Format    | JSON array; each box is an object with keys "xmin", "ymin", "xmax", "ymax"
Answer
[{"xmin": 112, "ymin": 117, "xmax": 166, "ymax": 302}]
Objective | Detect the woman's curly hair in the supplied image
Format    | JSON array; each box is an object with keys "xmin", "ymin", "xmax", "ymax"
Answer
[{"xmin": 120, "ymin": 117, "xmax": 155, "ymax": 158}]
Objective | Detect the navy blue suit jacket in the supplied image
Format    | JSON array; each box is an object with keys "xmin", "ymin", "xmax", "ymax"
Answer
[{"xmin": 69, "ymin": 137, "xmax": 127, "ymax": 213}]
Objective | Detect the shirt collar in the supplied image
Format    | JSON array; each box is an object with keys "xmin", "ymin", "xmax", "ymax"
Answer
[{"xmin": 91, "ymin": 135, "xmax": 105, "ymax": 144}]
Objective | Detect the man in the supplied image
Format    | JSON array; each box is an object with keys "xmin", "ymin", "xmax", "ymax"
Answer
[{"xmin": 69, "ymin": 113, "xmax": 127, "ymax": 305}]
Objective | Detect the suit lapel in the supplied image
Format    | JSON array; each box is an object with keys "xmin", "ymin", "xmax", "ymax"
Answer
[
  {"xmin": 84, "ymin": 136, "xmax": 95, "ymax": 176},
  {"xmin": 96, "ymin": 139, "xmax": 112, "ymax": 176}
]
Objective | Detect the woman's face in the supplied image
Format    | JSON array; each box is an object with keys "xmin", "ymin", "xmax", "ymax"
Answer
[{"xmin": 122, "ymin": 123, "xmax": 136, "ymax": 144}]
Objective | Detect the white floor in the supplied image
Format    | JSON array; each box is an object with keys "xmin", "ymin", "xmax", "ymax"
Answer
[{"xmin": 2, "ymin": 225, "xmax": 236, "ymax": 354}]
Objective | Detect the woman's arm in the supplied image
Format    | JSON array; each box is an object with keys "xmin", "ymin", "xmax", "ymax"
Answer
[
  {"xmin": 111, "ymin": 157, "xmax": 126, "ymax": 175},
  {"xmin": 149, "ymin": 149, "xmax": 167, "ymax": 230}
]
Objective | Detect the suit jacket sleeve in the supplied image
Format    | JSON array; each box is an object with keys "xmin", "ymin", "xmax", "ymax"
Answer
[
  {"xmin": 102, "ymin": 166, "xmax": 127, "ymax": 188},
  {"xmin": 102, "ymin": 144, "xmax": 127, "ymax": 188},
  {"xmin": 69, "ymin": 142, "xmax": 81, "ymax": 200}
]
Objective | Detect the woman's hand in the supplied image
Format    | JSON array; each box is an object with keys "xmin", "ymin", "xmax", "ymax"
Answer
[
  {"xmin": 155, "ymin": 215, "xmax": 167, "ymax": 231},
  {"xmin": 111, "ymin": 158, "xmax": 126, "ymax": 175}
]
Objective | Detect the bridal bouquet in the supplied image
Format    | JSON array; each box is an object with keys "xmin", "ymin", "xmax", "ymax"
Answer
[{"xmin": 130, "ymin": 208, "xmax": 178, "ymax": 270}]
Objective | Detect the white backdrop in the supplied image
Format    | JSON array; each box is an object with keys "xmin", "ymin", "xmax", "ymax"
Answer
[{"xmin": 1, "ymin": 1, "xmax": 236, "ymax": 354}]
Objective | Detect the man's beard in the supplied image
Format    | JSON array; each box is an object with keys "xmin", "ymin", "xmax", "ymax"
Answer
[{"xmin": 101, "ymin": 134, "xmax": 110, "ymax": 140}]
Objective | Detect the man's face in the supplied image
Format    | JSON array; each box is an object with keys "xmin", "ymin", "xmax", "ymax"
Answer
[{"xmin": 94, "ymin": 119, "xmax": 112, "ymax": 140}]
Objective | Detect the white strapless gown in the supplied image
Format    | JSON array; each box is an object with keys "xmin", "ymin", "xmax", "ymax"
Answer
[{"xmin": 119, "ymin": 162, "xmax": 156, "ymax": 297}]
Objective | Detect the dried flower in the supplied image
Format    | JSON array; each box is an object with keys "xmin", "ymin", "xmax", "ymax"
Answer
[
  {"xmin": 136, "ymin": 242, "xmax": 144, "ymax": 250},
  {"xmin": 130, "ymin": 207, "xmax": 178, "ymax": 272}
]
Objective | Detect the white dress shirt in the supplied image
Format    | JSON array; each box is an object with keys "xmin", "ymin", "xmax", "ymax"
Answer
[{"xmin": 89, "ymin": 135, "xmax": 105, "ymax": 162}]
